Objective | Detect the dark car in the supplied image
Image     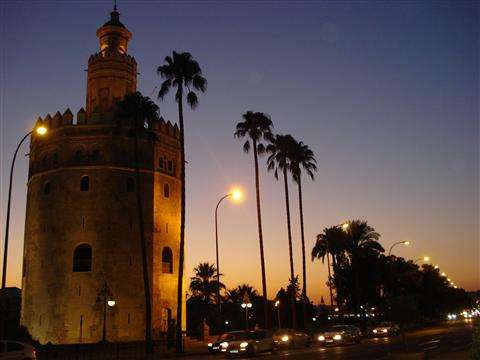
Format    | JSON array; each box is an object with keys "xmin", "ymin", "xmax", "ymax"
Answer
[
  {"xmin": 208, "ymin": 331, "xmax": 247, "ymax": 353},
  {"xmin": 225, "ymin": 330, "xmax": 277, "ymax": 357},
  {"xmin": 272, "ymin": 328, "xmax": 311, "ymax": 348},
  {"xmin": 370, "ymin": 322, "xmax": 400, "ymax": 337},
  {"xmin": 315, "ymin": 325, "xmax": 361, "ymax": 346}
]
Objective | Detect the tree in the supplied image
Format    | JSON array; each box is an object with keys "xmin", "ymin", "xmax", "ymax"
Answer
[
  {"xmin": 116, "ymin": 92, "xmax": 160, "ymax": 352},
  {"xmin": 157, "ymin": 51, "xmax": 207, "ymax": 352},
  {"xmin": 190, "ymin": 262, "xmax": 225, "ymax": 303},
  {"xmin": 290, "ymin": 140, "xmax": 317, "ymax": 327},
  {"xmin": 312, "ymin": 226, "xmax": 348, "ymax": 306},
  {"xmin": 234, "ymin": 111, "xmax": 273, "ymax": 327},
  {"xmin": 226, "ymin": 284, "xmax": 259, "ymax": 304},
  {"xmin": 342, "ymin": 220, "xmax": 383, "ymax": 310},
  {"xmin": 266, "ymin": 134, "xmax": 298, "ymax": 327}
]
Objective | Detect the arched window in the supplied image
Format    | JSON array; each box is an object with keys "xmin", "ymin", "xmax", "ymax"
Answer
[
  {"xmin": 44, "ymin": 181, "xmax": 51, "ymax": 195},
  {"xmin": 126, "ymin": 177, "xmax": 135, "ymax": 192},
  {"xmin": 162, "ymin": 247, "xmax": 173, "ymax": 274},
  {"xmin": 73, "ymin": 244, "xmax": 92, "ymax": 272},
  {"xmin": 164, "ymin": 183, "xmax": 170, "ymax": 198},
  {"xmin": 80, "ymin": 176, "xmax": 89, "ymax": 191},
  {"xmin": 159, "ymin": 157, "xmax": 164, "ymax": 169},
  {"xmin": 92, "ymin": 149, "xmax": 100, "ymax": 161}
]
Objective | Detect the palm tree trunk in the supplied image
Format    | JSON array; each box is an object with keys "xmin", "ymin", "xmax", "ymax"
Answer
[
  {"xmin": 176, "ymin": 89, "xmax": 186, "ymax": 353},
  {"xmin": 253, "ymin": 140, "xmax": 269, "ymax": 328},
  {"xmin": 133, "ymin": 125, "xmax": 153, "ymax": 352},
  {"xmin": 283, "ymin": 167, "xmax": 296, "ymax": 328},
  {"xmin": 326, "ymin": 253, "xmax": 334, "ymax": 308},
  {"xmin": 297, "ymin": 176, "xmax": 307, "ymax": 328}
]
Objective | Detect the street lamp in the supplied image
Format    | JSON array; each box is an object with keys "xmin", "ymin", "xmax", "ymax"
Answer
[
  {"xmin": 214, "ymin": 187, "xmax": 244, "ymax": 310},
  {"xmin": 341, "ymin": 222, "xmax": 349, "ymax": 232},
  {"xmin": 414, "ymin": 256, "xmax": 430, "ymax": 264},
  {"xmin": 241, "ymin": 302, "xmax": 252, "ymax": 330},
  {"xmin": 100, "ymin": 282, "xmax": 115, "ymax": 342},
  {"xmin": 388, "ymin": 241, "xmax": 411, "ymax": 256},
  {"xmin": 274, "ymin": 300, "xmax": 281, "ymax": 329},
  {"xmin": 2, "ymin": 122, "xmax": 48, "ymax": 288}
]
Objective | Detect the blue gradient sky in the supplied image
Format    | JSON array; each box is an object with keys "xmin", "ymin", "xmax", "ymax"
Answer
[{"xmin": 1, "ymin": 1, "xmax": 478, "ymax": 303}]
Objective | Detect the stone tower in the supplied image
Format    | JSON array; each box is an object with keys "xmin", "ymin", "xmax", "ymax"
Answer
[{"xmin": 21, "ymin": 7, "xmax": 183, "ymax": 344}]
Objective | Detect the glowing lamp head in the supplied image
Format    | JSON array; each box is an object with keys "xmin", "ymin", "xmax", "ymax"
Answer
[
  {"xmin": 107, "ymin": 300, "xmax": 116, "ymax": 307},
  {"xmin": 341, "ymin": 223, "xmax": 349, "ymax": 231},
  {"xmin": 275, "ymin": 300, "xmax": 280, "ymax": 307},
  {"xmin": 423, "ymin": 256, "xmax": 430, "ymax": 262},
  {"xmin": 247, "ymin": 303, "xmax": 252, "ymax": 308},
  {"xmin": 403, "ymin": 241, "xmax": 411, "ymax": 246},
  {"xmin": 281, "ymin": 335, "xmax": 289, "ymax": 342},
  {"xmin": 441, "ymin": 272, "xmax": 447, "ymax": 277},
  {"xmin": 35, "ymin": 125, "xmax": 48, "ymax": 135},
  {"xmin": 229, "ymin": 187, "xmax": 244, "ymax": 203}
]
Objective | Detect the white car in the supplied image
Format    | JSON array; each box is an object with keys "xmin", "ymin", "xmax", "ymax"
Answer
[{"xmin": 0, "ymin": 341, "xmax": 36, "ymax": 360}]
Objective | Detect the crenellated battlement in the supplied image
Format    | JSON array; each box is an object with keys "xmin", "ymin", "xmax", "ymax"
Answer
[
  {"xmin": 35, "ymin": 108, "xmax": 179, "ymax": 139},
  {"xmin": 88, "ymin": 52, "xmax": 137, "ymax": 67}
]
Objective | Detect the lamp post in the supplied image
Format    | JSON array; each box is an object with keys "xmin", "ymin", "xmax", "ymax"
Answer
[
  {"xmin": 100, "ymin": 282, "xmax": 115, "ymax": 342},
  {"xmin": 2, "ymin": 123, "xmax": 47, "ymax": 289},
  {"xmin": 414, "ymin": 256, "xmax": 430, "ymax": 264},
  {"xmin": 214, "ymin": 187, "xmax": 243, "ymax": 311},
  {"xmin": 241, "ymin": 302, "xmax": 252, "ymax": 330},
  {"xmin": 274, "ymin": 300, "xmax": 281, "ymax": 329},
  {"xmin": 388, "ymin": 241, "xmax": 411, "ymax": 256}
]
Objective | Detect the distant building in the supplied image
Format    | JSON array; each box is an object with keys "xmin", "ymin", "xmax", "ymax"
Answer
[
  {"xmin": 0, "ymin": 287, "xmax": 21, "ymax": 339},
  {"xmin": 21, "ymin": 6, "xmax": 183, "ymax": 345}
]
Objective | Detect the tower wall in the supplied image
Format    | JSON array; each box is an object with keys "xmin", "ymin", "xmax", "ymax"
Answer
[{"xmin": 21, "ymin": 9, "xmax": 183, "ymax": 344}]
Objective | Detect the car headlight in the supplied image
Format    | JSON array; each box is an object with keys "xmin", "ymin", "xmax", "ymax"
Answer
[
  {"xmin": 333, "ymin": 334, "xmax": 342, "ymax": 341},
  {"xmin": 382, "ymin": 329, "xmax": 388, "ymax": 333},
  {"xmin": 220, "ymin": 342, "xmax": 229, "ymax": 348},
  {"xmin": 318, "ymin": 335, "xmax": 325, "ymax": 341},
  {"xmin": 240, "ymin": 342, "xmax": 249, "ymax": 348},
  {"xmin": 282, "ymin": 335, "xmax": 289, "ymax": 342},
  {"xmin": 208, "ymin": 343, "xmax": 213, "ymax": 347},
  {"xmin": 373, "ymin": 329, "xmax": 378, "ymax": 334}
]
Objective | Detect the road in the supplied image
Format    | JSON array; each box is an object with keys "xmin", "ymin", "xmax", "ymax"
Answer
[{"xmin": 180, "ymin": 321, "xmax": 472, "ymax": 360}]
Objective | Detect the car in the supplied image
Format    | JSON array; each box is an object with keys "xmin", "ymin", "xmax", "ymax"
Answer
[
  {"xmin": 208, "ymin": 331, "xmax": 248, "ymax": 353},
  {"xmin": 273, "ymin": 328, "xmax": 311, "ymax": 348},
  {"xmin": 225, "ymin": 330, "xmax": 277, "ymax": 357},
  {"xmin": 315, "ymin": 325, "xmax": 361, "ymax": 346},
  {"xmin": 0, "ymin": 340, "xmax": 37, "ymax": 360},
  {"xmin": 370, "ymin": 322, "xmax": 400, "ymax": 337}
]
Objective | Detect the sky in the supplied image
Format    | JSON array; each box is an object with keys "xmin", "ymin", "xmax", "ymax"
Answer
[{"xmin": 0, "ymin": 0, "xmax": 478, "ymax": 304}]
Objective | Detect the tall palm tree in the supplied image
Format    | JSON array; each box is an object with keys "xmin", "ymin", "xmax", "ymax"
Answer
[
  {"xmin": 157, "ymin": 51, "xmax": 207, "ymax": 352},
  {"xmin": 116, "ymin": 92, "xmax": 160, "ymax": 352},
  {"xmin": 312, "ymin": 226, "xmax": 347, "ymax": 308},
  {"xmin": 290, "ymin": 140, "xmax": 317, "ymax": 326},
  {"xmin": 190, "ymin": 262, "xmax": 225, "ymax": 303},
  {"xmin": 266, "ymin": 134, "xmax": 298, "ymax": 327},
  {"xmin": 342, "ymin": 220, "xmax": 383, "ymax": 309},
  {"xmin": 234, "ymin": 111, "xmax": 273, "ymax": 327}
]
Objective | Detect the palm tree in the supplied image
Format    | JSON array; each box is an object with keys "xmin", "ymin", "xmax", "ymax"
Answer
[
  {"xmin": 312, "ymin": 226, "xmax": 347, "ymax": 308},
  {"xmin": 342, "ymin": 220, "xmax": 383, "ymax": 309},
  {"xmin": 157, "ymin": 51, "xmax": 207, "ymax": 352},
  {"xmin": 266, "ymin": 134, "xmax": 298, "ymax": 327},
  {"xmin": 226, "ymin": 284, "xmax": 259, "ymax": 304},
  {"xmin": 290, "ymin": 140, "xmax": 317, "ymax": 326},
  {"xmin": 116, "ymin": 92, "xmax": 160, "ymax": 352},
  {"xmin": 190, "ymin": 262, "xmax": 225, "ymax": 303},
  {"xmin": 234, "ymin": 111, "xmax": 273, "ymax": 327}
]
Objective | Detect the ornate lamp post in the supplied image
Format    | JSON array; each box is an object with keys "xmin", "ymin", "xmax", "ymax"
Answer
[
  {"xmin": 241, "ymin": 294, "xmax": 252, "ymax": 330},
  {"xmin": 388, "ymin": 241, "xmax": 411, "ymax": 256}
]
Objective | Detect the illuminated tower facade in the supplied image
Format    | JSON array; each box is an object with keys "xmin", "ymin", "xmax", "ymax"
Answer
[{"xmin": 21, "ymin": 7, "xmax": 183, "ymax": 344}]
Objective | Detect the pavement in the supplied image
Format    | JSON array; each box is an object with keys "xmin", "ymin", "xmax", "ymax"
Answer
[{"xmin": 175, "ymin": 320, "xmax": 473, "ymax": 360}]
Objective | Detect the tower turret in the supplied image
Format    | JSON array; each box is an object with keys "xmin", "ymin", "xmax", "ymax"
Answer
[{"xmin": 86, "ymin": 6, "xmax": 137, "ymax": 115}]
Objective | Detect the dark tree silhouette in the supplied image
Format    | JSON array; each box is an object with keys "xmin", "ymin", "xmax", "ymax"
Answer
[
  {"xmin": 157, "ymin": 51, "xmax": 207, "ymax": 352},
  {"xmin": 266, "ymin": 134, "xmax": 298, "ymax": 328},
  {"xmin": 290, "ymin": 140, "xmax": 317, "ymax": 327},
  {"xmin": 116, "ymin": 92, "xmax": 159, "ymax": 352},
  {"xmin": 234, "ymin": 111, "xmax": 273, "ymax": 328}
]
